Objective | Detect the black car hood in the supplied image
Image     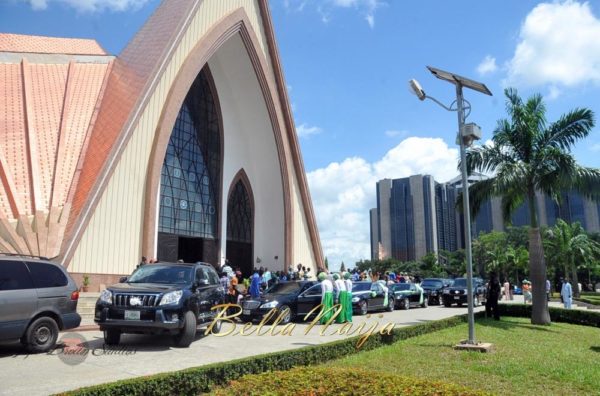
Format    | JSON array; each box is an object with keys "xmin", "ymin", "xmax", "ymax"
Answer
[
  {"xmin": 245, "ymin": 293, "xmax": 294, "ymax": 304},
  {"xmin": 107, "ymin": 283, "xmax": 186, "ymax": 293},
  {"xmin": 446, "ymin": 286, "xmax": 468, "ymax": 291}
]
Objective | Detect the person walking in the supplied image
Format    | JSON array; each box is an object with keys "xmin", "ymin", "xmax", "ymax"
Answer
[
  {"xmin": 561, "ymin": 278, "xmax": 573, "ymax": 309},
  {"xmin": 545, "ymin": 279, "xmax": 551, "ymax": 302},
  {"xmin": 318, "ymin": 272, "xmax": 334, "ymax": 324},
  {"xmin": 343, "ymin": 272, "xmax": 353, "ymax": 323},
  {"xmin": 249, "ymin": 269, "xmax": 261, "ymax": 298},
  {"xmin": 485, "ymin": 272, "xmax": 501, "ymax": 320},
  {"xmin": 503, "ymin": 279, "xmax": 510, "ymax": 301},
  {"xmin": 333, "ymin": 273, "xmax": 347, "ymax": 323}
]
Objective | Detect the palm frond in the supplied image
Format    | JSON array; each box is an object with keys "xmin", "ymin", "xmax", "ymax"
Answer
[
  {"xmin": 572, "ymin": 166, "xmax": 600, "ymax": 201},
  {"xmin": 538, "ymin": 108, "xmax": 595, "ymax": 152}
]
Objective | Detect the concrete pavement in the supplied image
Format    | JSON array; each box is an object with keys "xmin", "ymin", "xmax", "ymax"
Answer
[{"xmin": 0, "ymin": 304, "xmax": 484, "ymax": 396}]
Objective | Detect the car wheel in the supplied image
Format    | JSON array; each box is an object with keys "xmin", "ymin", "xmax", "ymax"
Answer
[
  {"xmin": 359, "ymin": 300, "xmax": 368, "ymax": 315},
  {"xmin": 24, "ymin": 317, "xmax": 59, "ymax": 353},
  {"xmin": 387, "ymin": 298, "xmax": 394, "ymax": 312},
  {"xmin": 173, "ymin": 311, "xmax": 197, "ymax": 348},
  {"xmin": 104, "ymin": 329, "xmax": 121, "ymax": 345},
  {"xmin": 403, "ymin": 298, "xmax": 410, "ymax": 310},
  {"xmin": 421, "ymin": 297, "xmax": 428, "ymax": 308},
  {"xmin": 278, "ymin": 305, "xmax": 293, "ymax": 324},
  {"xmin": 443, "ymin": 301, "xmax": 452, "ymax": 307}
]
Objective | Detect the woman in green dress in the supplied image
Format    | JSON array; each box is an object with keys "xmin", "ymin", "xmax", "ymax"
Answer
[
  {"xmin": 318, "ymin": 272, "xmax": 334, "ymax": 324},
  {"xmin": 343, "ymin": 272, "xmax": 353, "ymax": 323},
  {"xmin": 333, "ymin": 273, "xmax": 347, "ymax": 323}
]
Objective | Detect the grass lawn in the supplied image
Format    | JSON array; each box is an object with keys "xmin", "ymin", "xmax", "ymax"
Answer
[
  {"xmin": 323, "ymin": 317, "xmax": 600, "ymax": 395},
  {"xmin": 576, "ymin": 296, "xmax": 600, "ymax": 305}
]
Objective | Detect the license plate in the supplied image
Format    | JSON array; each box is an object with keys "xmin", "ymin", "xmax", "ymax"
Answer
[
  {"xmin": 124, "ymin": 310, "xmax": 140, "ymax": 320},
  {"xmin": 454, "ymin": 296, "xmax": 460, "ymax": 300},
  {"xmin": 243, "ymin": 309, "xmax": 250, "ymax": 315}
]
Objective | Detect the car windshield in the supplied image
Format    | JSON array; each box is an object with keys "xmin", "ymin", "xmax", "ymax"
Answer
[
  {"xmin": 352, "ymin": 282, "xmax": 371, "ymax": 292},
  {"xmin": 266, "ymin": 282, "xmax": 302, "ymax": 294},
  {"xmin": 452, "ymin": 278, "xmax": 467, "ymax": 287},
  {"xmin": 391, "ymin": 284, "xmax": 411, "ymax": 291},
  {"xmin": 422, "ymin": 280, "xmax": 443, "ymax": 288},
  {"xmin": 128, "ymin": 265, "xmax": 193, "ymax": 284}
]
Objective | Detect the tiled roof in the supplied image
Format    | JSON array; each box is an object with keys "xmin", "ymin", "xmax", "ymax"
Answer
[
  {"xmin": 0, "ymin": 33, "xmax": 107, "ymax": 55},
  {"xmin": 0, "ymin": 60, "xmax": 110, "ymax": 218}
]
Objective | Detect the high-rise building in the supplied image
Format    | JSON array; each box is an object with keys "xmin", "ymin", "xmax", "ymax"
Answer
[{"xmin": 371, "ymin": 173, "xmax": 600, "ymax": 261}]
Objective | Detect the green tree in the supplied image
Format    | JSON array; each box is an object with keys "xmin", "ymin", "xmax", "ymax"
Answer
[
  {"xmin": 545, "ymin": 220, "xmax": 600, "ymax": 297},
  {"xmin": 464, "ymin": 88, "xmax": 600, "ymax": 324}
]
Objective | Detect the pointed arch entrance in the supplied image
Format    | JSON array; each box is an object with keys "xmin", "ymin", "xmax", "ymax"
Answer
[
  {"xmin": 156, "ymin": 67, "xmax": 222, "ymax": 264},
  {"xmin": 226, "ymin": 170, "xmax": 254, "ymax": 277}
]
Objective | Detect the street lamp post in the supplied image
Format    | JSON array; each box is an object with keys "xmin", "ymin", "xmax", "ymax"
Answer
[{"xmin": 410, "ymin": 66, "xmax": 492, "ymax": 345}]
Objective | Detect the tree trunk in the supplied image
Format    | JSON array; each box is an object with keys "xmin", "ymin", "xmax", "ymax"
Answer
[
  {"xmin": 571, "ymin": 259, "xmax": 580, "ymax": 298},
  {"xmin": 529, "ymin": 228, "xmax": 551, "ymax": 324},
  {"xmin": 527, "ymin": 191, "xmax": 550, "ymax": 325}
]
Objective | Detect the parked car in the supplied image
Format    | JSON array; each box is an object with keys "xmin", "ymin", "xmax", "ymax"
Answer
[
  {"xmin": 0, "ymin": 255, "xmax": 81, "ymax": 353},
  {"xmin": 95, "ymin": 262, "xmax": 224, "ymax": 348},
  {"xmin": 351, "ymin": 281, "xmax": 395, "ymax": 315},
  {"xmin": 441, "ymin": 277, "xmax": 487, "ymax": 307},
  {"xmin": 390, "ymin": 283, "xmax": 428, "ymax": 309},
  {"xmin": 420, "ymin": 278, "xmax": 452, "ymax": 305},
  {"xmin": 240, "ymin": 281, "xmax": 317, "ymax": 324}
]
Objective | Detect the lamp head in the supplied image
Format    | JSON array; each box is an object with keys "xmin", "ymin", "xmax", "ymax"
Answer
[{"xmin": 409, "ymin": 79, "xmax": 426, "ymax": 101}]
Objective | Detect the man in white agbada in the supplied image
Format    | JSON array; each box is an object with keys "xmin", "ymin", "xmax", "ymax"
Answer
[{"xmin": 561, "ymin": 279, "xmax": 573, "ymax": 309}]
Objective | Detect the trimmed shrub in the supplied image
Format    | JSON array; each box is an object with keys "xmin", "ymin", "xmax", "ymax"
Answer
[
  {"xmin": 497, "ymin": 304, "xmax": 600, "ymax": 327},
  {"xmin": 60, "ymin": 314, "xmax": 475, "ymax": 396},
  {"xmin": 210, "ymin": 366, "xmax": 491, "ymax": 396}
]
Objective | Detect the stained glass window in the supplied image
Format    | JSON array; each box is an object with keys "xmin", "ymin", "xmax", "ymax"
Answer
[
  {"xmin": 226, "ymin": 180, "xmax": 252, "ymax": 243},
  {"xmin": 158, "ymin": 70, "xmax": 220, "ymax": 238}
]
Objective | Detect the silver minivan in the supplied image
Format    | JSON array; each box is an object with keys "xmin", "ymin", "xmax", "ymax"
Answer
[{"xmin": 0, "ymin": 255, "xmax": 81, "ymax": 353}]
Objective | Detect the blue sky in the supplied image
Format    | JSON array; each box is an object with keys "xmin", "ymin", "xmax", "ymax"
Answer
[{"xmin": 3, "ymin": 0, "xmax": 600, "ymax": 269}]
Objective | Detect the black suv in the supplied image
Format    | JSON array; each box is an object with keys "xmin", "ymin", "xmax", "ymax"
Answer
[
  {"xmin": 441, "ymin": 277, "xmax": 487, "ymax": 307},
  {"xmin": 421, "ymin": 278, "xmax": 453, "ymax": 305},
  {"xmin": 0, "ymin": 255, "xmax": 81, "ymax": 353},
  {"xmin": 95, "ymin": 262, "xmax": 224, "ymax": 348}
]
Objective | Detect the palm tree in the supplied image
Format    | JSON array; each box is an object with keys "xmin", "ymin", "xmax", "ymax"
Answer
[
  {"xmin": 545, "ymin": 219, "xmax": 600, "ymax": 297},
  {"xmin": 464, "ymin": 88, "xmax": 600, "ymax": 324}
]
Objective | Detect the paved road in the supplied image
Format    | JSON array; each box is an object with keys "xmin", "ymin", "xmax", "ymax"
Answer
[{"xmin": 0, "ymin": 303, "xmax": 486, "ymax": 396}]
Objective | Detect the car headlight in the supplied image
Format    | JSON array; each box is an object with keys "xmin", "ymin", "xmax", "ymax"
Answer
[
  {"xmin": 352, "ymin": 297, "xmax": 360, "ymax": 303},
  {"xmin": 464, "ymin": 289, "xmax": 468, "ymax": 294},
  {"xmin": 159, "ymin": 290, "xmax": 183, "ymax": 306},
  {"xmin": 99, "ymin": 289, "xmax": 112, "ymax": 304},
  {"xmin": 260, "ymin": 301, "xmax": 279, "ymax": 309}
]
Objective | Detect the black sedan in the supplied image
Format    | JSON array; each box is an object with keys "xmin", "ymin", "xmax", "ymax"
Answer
[
  {"xmin": 240, "ymin": 281, "xmax": 317, "ymax": 324},
  {"xmin": 441, "ymin": 278, "xmax": 487, "ymax": 307},
  {"xmin": 420, "ymin": 278, "xmax": 452, "ymax": 305},
  {"xmin": 351, "ymin": 282, "xmax": 394, "ymax": 315},
  {"xmin": 390, "ymin": 283, "xmax": 428, "ymax": 310}
]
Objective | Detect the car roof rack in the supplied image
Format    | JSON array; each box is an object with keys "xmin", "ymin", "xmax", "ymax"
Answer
[{"xmin": 0, "ymin": 252, "xmax": 50, "ymax": 260}]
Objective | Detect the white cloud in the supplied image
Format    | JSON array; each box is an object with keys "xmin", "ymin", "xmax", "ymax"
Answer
[
  {"xmin": 22, "ymin": 0, "xmax": 149, "ymax": 13},
  {"xmin": 505, "ymin": 1, "xmax": 600, "ymax": 88},
  {"xmin": 296, "ymin": 123, "xmax": 323, "ymax": 138},
  {"xmin": 476, "ymin": 55, "xmax": 497, "ymax": 76},
  {"xmin": 384, "ymin": 129, "xmax": 408, "ymax": 138},
  {"xmin": 546, "ymin": 85, "xmax": 561, "ymax": 100},
  {"xmin": 285, "ymin": 0, "xmax": 383, "ymax": 28},
  {"xmin": 307, "ymin": 137, "xmax": 459, "ymax": 270}
]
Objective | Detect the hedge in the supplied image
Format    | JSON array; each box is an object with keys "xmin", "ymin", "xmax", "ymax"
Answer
[
  {"xmin": 497, "ymin": 304, "xmax": 600, "ymax": 327},
  {"xmin": 59, "ymin": 314, "xmax": 476, "ymax": 396},
  {"xmin": 59, "ymin": 306, "xmax": 600, "ymax": 396},
  {"xmin": 210, "ymin": 366, "xmax": 491, "ymax": 396}
]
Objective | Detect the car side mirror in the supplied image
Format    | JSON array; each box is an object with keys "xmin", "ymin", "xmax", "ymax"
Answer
[{"xmin": 119, "ymin": 276, "xmax": 128, "ymax": 283}]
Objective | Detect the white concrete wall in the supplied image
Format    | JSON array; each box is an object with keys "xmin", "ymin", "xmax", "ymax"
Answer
[{"xmin": 209, "ymin": 35, "xmax": 285, "ymax": 272}]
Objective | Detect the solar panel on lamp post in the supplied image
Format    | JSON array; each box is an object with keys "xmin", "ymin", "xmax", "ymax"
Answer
[{"xmin": 409, "ymin": 66, "xmax": 492, "ymax": 345}]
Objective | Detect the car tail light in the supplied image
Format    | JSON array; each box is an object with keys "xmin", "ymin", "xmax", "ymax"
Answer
[{"xmin": 71, "ymin": 291, "xmax": 80, "ymax": 301}]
